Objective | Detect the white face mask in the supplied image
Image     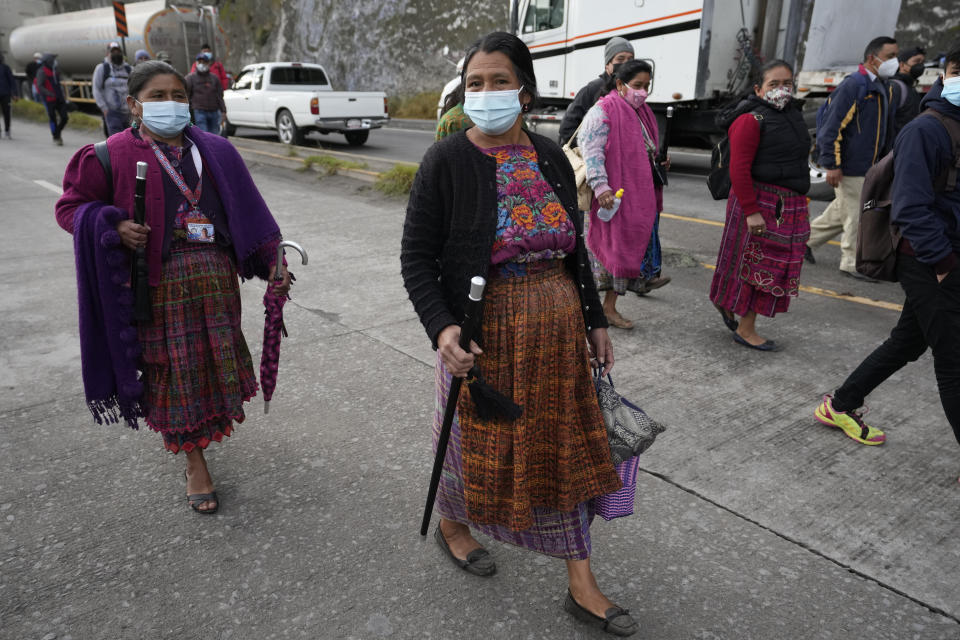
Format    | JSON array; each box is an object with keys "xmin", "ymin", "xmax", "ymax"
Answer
[
  {"xmin": 877, "ymin": 57, "xmax": 899, "ymax": 79},
  {"xmin": 463, "ymin": 87, "xmax": 524, "ymax": 136}
]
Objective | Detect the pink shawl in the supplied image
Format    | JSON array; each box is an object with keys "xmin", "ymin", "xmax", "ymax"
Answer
[{"xmin": 588, "ymin": 91, "xmax": 661, "ymax": 278}]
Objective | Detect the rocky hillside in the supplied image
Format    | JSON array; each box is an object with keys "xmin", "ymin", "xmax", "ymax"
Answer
[{"xmin": 217, "ymin": 0, "xmax": 508, "ymax": 93}]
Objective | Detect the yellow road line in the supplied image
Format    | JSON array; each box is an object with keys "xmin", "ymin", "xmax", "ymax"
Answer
[
  {"xmin": 661, "ymin": 212, "xmax": 842, "ymax": 246},
  {"xmin": 701, "ymin": 263, "xmax": 903, "ymax": 312}
]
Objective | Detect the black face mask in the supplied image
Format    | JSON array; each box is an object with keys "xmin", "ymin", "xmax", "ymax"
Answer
[
  {"xmin": 909, "ymin": 62, "xmax": 925, "ymax": 80},
  {"xmin": 110, "ymin": 52, "xmax": 123, "ymax": 65}
]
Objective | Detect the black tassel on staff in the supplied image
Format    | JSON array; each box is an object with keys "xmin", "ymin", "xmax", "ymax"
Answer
[{"xmin": 131, "ymin": 161, "xmax": 151, "ymax": 322}]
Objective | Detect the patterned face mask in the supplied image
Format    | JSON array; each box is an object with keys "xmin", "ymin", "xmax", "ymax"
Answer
[{"xmin": 763, "ymin": 85, "xmax": 792, "ymax": 110}]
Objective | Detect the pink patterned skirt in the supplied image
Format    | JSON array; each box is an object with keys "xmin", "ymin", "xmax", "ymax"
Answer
[
  {"xmin": 138, "ymin": 242, "xmax": 258, "ymax": 453},
  {"xmin": 710, "ymin": 184, "xmax": 809, "ymax": 318}
]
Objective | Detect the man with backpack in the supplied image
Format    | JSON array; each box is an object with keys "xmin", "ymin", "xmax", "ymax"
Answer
[
  {"xmin": 92, "ymin": 42, "xmax": 132, "ymax": 137},
  {"xmin": 814, "ymin": 50, "xmax": 960, "ymax": 464},
  {"xmin": 806, "ymin": 36, "xmax": 899, "ymax": 281}
]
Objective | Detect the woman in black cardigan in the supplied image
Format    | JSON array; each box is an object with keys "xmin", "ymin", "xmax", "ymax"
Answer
[{"xmin": 401, "ymin": 32, "xmax": 638, "ymax": 637}]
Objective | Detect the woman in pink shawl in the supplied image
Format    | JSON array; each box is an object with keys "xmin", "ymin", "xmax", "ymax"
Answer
[{"xmin": 579, "ymin": 59, "xmax": 669, "ymax": 329}]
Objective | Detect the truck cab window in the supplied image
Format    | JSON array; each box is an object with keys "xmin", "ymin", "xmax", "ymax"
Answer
[
  {"xmin": 252, "ymin": 68, "xmax": 264, "ymax": 90},
  {"xmin": 232, "ymin": 70, "xmax": 252, "ymax": 91},
  {"xmin": 523, "ymin": 0, "xmax": 564, "ymax": 33},
  {"xmin": 270, "ymin": 66, "xmax": 329, "ymax": 85}
]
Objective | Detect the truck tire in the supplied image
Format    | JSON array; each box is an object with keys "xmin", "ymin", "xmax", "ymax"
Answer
[
  {"xmin": 344, "ymin": 130, "xmax": 369, "ymax": 146},
  {"xmin": 222, "ymin": 118, "xmax": 237, "ymax": 137},
  {"xmin": 276, "ymin": 109, "xmax": 305, "ymax": 145}
]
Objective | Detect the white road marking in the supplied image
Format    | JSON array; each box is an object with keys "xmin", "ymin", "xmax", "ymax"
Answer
[{"xmin": 33, "ymin": 179, "xmax": 63, "ymax": 195}]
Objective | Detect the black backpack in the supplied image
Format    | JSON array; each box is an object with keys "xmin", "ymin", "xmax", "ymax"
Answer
[
  {"xmin": 706, "ymin": 112, "xmax": 763, "ymax": 200},
  {"xmin": 857, "ymin": 110, "xmax": 960, "ymax": 281}
]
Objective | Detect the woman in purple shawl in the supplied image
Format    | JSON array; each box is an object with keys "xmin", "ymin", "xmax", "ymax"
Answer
[
  {"xmin": 55, "ymin": 61, "xmax": 289, "ymax": 514},
  {"xmin": 580, "ymin": 60, "xmax": 670, "ymax": 330}
]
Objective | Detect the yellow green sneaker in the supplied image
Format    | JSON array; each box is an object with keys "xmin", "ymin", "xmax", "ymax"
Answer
[{"xmin": 815, "ymin": 394, "xmax": 886, "ymax": 445}]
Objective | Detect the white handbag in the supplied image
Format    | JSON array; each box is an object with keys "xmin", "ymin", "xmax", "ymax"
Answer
[{"xmin": 561, "ymin": 120, "xmax": 594, "ymax": 211}]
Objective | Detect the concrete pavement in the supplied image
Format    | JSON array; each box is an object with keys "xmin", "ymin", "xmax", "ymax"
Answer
[{"xmin": 1, "ymin": 119, "xmax": 958, "ymax": 639}]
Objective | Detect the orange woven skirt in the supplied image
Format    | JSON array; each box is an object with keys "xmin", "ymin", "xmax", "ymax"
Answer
[{"xmin": 458, "ymin": 262, "xmax": 620, "ymax": 531}]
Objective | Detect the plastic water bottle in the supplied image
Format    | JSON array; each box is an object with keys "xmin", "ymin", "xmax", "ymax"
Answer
[{"xmin": 597, "ymin": 188, "xmax": 624, "ymax": 222}]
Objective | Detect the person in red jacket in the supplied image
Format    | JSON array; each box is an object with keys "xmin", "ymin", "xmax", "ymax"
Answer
[
  {"xmin": 709, "ymin": 60, "xmax": 812, "ymax": 352},
  {"xmin": 189, "ymin": 44, "xmax": 229, "ymax": 90}
]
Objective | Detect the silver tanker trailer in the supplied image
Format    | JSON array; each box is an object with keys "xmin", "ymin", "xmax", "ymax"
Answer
[{"xmin": 3, "ymin": 0, "xmax": 226, "ymax": 104}]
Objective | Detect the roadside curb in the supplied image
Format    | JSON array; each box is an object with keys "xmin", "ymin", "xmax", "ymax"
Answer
[
  {"xmin": 231, "ymin": 143, "xmax": 384, "ymax": 183},
  {"xmin": 383, "ymin": 118, "xmax": 435, "ymax": 132}
]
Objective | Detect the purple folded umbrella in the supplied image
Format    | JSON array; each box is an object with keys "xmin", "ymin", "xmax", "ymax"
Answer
[{"xmin": 260, "ymin": 240, "xmax": 308, "ymax": 413}]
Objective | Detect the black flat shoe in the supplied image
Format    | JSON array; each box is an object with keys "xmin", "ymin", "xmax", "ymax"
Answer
[
  {"xmin": 804, "ymin": 245, "xmax": 816, "ymax": 264},
  {"xmin": 714, "ymin": 305, "xmax": 739, "ymax": 332},
  {"xmin": 733, "ymin": 332, "xmax": 779, "ymax": 352},
  {"xmin": 563, "ymin": 590, "xmax": 638, "ymax": 637},
  {"xmin": 434, "ymin": 525, "xmax": 496, "ymax": 576}
]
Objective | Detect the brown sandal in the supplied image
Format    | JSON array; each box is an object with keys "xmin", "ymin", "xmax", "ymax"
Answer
[{"xmin": 605, "ymin": 310, "xmax": 634, "ymax": 330}]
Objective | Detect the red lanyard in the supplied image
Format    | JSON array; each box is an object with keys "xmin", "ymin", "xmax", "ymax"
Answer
[{"xmin": 148, "ymin": 140, "xmax": 203, "ymax": 211}]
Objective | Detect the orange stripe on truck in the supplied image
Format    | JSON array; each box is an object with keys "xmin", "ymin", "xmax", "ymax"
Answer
[{"xmin": 527, "ymin": 8, "xmax": 703, "ymax": 49}]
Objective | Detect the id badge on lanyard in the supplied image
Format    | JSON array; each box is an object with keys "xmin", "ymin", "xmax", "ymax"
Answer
[{"xmin": 151, "ymin": 140, "xmax": 216, "ymax": 243}]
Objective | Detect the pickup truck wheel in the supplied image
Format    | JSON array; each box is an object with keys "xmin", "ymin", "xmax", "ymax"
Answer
[
  {"xmin": 276, "ymin": 109, "xmax": 305, "ymax": 145},
  {"xmin": 222, "ymin": 119, "xmax": 237, "ymax": 137},
  {"xmin": 344, "ymin": 130, "xmax": 369, "ymax": 146}
]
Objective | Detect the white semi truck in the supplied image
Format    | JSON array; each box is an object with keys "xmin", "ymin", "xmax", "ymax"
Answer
[
  {"xmin": 3, "ymin": 0, "xmax": 226, "ymax": 105},
  {"xmin": 509, "ymin": 0, "xmax": 935, "ymax": 149}
]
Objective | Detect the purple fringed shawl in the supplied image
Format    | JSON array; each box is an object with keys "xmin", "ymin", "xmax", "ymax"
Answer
[
  {"xmin": 73, "ymin": 202, "xmax": 144, "ymax": 428},
  {"xmin": 587, "ymin": 91, "xmax": 661, "ymax": 278}
]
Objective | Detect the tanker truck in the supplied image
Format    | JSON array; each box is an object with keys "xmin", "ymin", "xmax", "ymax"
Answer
[
  {"xmin": 4, "ymin": 0, "xmax": 226, "ymax": 105},
  {"xmin": 509, "ymin": 0, "xmax": 915, "ymax": 147},
  {"xmin": 504, "ymin": 0, "xmax": 943, "ymax": 189}
]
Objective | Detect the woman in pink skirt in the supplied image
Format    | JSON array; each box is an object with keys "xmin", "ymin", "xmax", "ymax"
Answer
[{"xmin": 710, "ymin": 60, "xmax": 812, "ymax": 351}]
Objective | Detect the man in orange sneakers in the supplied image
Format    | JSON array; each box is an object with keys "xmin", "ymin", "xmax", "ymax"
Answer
[{"xmin": 816, "ymin": 49, "xmax": 960, "ymax": 459}]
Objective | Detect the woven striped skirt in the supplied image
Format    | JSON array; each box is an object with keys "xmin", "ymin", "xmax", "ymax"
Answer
[
  {"xmin": 138, "ymin": 242, "xmax": 258, "ymax": 453},
  {"xmin": 710, "ymin": 184, "xmax": 810, "ymax": 318},
  {"xmin": 432, "ymin": 263, "xmax": 620, "ymax": 559}
]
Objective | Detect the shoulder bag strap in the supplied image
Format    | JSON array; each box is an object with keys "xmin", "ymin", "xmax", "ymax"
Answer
[
  {"xmin": 924, "ymin": 110, "xmax": 960, "ymax": 192},
  {"xmin": 93, "ymin": 140, "xmax": 113, "ymax": 198}
]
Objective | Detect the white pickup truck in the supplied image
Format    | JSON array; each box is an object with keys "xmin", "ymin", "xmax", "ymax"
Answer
[{"xmin": 222, "ymin": 62, "xmax": 389, "ymax": 146}]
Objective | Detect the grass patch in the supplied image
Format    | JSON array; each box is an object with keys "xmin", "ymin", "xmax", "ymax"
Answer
[
  {"xmin": 286, "ymin": 144, "xmax": 299, "ymax": 157},
  {"xmin": 389, "ymin": 91, "xmax": 442, "ymax": 120},
  {"xmin": 374, "ymin": 163, "xmax": 418, "ymax": 196},
  {"xmin": 300, "ymin": 154, "xmax": 368, "ymax": 175},
  {"xmin": 12, "ymin": 99, "xmax": 103, "ymax": 133}
]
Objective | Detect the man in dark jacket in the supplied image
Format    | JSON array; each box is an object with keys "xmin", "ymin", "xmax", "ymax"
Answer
[
  {"xmin": 814, "ymin": 50, "xmax": 960, "ymax": 462},
  {"xmin": 557, "ymin": 37, "xmax": 634, "ymax": 145},
  {"xmin": 25, "ymin": 52, "xmax": 41, "ymax": 102},
  {"xmin": 0, "ymin": 53, "xmax": 18, "ymax": 139},
  {"xmin": 890, "ymin": 46, "xmax": 925, "ymax": 134},
  {"xmin": 185, "ymin": 54, "xmax": 226, "ymax": 134},
  {"xmin": 35, "ymin": 54, "xmax": 68, "ymax": 146},
  {"xmin": 807, "ymin": 36, "xmax": 898, "ymax": 280}
]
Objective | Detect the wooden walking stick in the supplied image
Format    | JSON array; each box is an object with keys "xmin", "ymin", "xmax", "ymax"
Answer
[{"xmin": 420, "ymin": 276, "xmax": 486, "ymax": 536}]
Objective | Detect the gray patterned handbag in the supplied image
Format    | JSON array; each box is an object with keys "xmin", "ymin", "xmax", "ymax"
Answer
[{"xmin": 594, "ymin": 372, "xmax": 666, "ymax": 465}]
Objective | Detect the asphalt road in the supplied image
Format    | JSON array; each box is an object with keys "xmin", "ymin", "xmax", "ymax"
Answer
[{"xmin": 2, "ymin": 119, "xmax": 958, "ymax": 639}]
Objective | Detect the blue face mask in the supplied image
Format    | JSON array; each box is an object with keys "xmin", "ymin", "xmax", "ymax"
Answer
[
  {"xmin": 463, "ymin": 87, "xmax": 523, "ymax": 135},
  {"xmin": 942, "ymin": 76, "xmax": 960, "ymax": 107},
  {"xmin": 137, "ymin": 100, "xmax": 190, "ymax": 137}
]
